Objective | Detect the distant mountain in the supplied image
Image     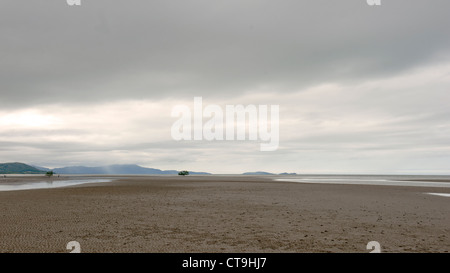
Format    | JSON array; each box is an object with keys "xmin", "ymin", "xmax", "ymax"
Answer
[
  {"xmin": 52, "ymin": 164, "xmax": 210, "ymax": 175},
  {"xmin": 242, "ymin": 171, "xmax": 297, "ymax": 175},
  {"xmin": 0, "ymin": 162, "xmax": 46, "ymax": 174},
  {"xmin": 242, "ymin": 171, "xmax": 275, "ymax": 175},
  {"xmin": 279, "ymin": 172, "xmax": 297, "ymax": 175},
  {"xmin": 31, "ymin": 165, "xmax": 52, "ymax": 172}
]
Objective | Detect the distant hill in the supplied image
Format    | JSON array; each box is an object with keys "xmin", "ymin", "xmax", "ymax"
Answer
[
  {"xmin": 0, "ymin": 162, "xmax": 46, "ymax": 174},
  {"xmin": 242, "ymin": 171, "xmax": 275, "ymax": 175},
  {"xmin": 53, "ymin": 164, "xmax": 210, "ymax": 175},
  {"xmin": 279, "ymin": 172, "xmax": 297, "ymax": 175},
  {"xmin": 242, "ymin": 171, "xmax": 298, "ymax": 175},
  {"xmin": 31, "ymin": 165, "xmax": 52, "ymax": 172}
]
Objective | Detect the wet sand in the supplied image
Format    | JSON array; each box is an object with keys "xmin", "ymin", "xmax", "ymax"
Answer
[{"xmin": 0, "ymin": 175, "xmax": 449, "ymax": 253}]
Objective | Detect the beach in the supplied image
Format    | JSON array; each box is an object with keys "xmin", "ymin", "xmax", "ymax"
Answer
[{"xmin": 0, "ymin": 175, "xmax": 449, "ymax": 253}]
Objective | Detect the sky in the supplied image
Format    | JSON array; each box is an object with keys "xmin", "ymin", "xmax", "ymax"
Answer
[{"xmin": 1, "ymin": 0, "xmax": 450, "ymax": 174}]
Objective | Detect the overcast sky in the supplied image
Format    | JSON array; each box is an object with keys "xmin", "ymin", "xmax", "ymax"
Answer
[{"xmin": 1, "ymin": 0, "xmax": 450, "ymax": 174}]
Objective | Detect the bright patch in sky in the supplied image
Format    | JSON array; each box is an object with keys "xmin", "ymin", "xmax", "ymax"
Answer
[{"xmin": 0, "ymin": 110, "xmax": 61, "ymax": 128}]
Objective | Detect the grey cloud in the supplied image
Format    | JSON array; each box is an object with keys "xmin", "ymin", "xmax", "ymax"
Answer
[
  {"xmin": 1, "ymin": 1, "xmax": 450, "ymax": 108},
  {"xmin": 2, "ymin": 1, "xmax": 450, "ymax": 174}
]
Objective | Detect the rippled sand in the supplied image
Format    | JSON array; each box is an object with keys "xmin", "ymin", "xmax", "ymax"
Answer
[{"xmin": 0, "ymin": 175, "xmax": 449, "ymax": 253}]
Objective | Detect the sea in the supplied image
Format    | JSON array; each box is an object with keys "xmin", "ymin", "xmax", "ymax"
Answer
[
  {"xmin": 275, "ymin": 174, "xmax": 450, "ymax": 197},
  {"xmin": 1, "ymin": 174, "xmax": 450, "ymax": 196},
  {"xmin": 0, "ymin": 175, "xmax": 112, "ymax": 192}
]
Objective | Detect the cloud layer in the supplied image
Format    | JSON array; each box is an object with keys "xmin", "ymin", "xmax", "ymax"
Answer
[{"xmin": 1, "ymin": 1, "xmax": 450, "ymax": 173}]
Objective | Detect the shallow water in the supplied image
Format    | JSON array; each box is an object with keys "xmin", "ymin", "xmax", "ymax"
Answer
[
  {"xmin": 275, "ymin": 175, "xmax": 450, "ymax": 188},
  {"xmin": 0, "ymin": 179, "xmax": 112, "ymax": 191},
  {"xmin": 426, "ymin": 193, "xmax": 450, "ymax": 197}
]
